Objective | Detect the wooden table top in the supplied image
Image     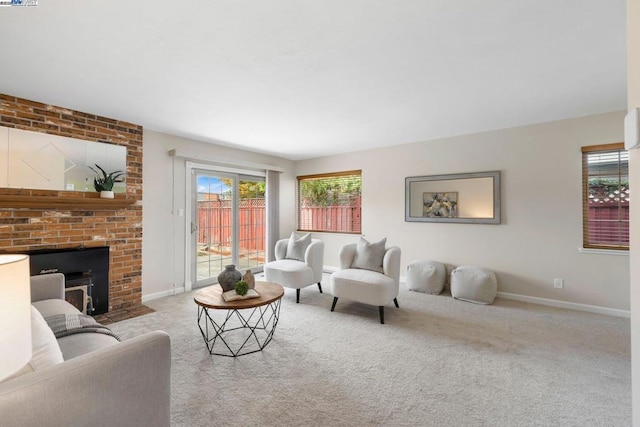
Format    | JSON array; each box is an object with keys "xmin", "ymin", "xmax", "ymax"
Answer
[{"xmin": 194, "ymin": 281, "xmax": 284, "ymax": 310}]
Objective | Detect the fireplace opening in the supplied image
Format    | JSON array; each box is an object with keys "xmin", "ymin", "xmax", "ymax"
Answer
[{"xmin": 24, "ymin": 247, "xmax": 110, "ymax": 315}]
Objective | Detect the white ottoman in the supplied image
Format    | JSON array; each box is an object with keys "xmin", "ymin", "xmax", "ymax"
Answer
[
  {"xmin": 450, "ymin": 266, "xmax": 497, "ymax": 304},
  {"xmin": 406, "ymin": 260, "xmax": 446, "ymax": 295}
]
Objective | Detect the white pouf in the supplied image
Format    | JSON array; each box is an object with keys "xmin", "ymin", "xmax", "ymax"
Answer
[
  {"xmin": 450, "ymin": 265, "xmax": 497, "ymax": 304},
  {"xmin": 406, "ymin": 260, "xmax": 446, "ymax": 295}
]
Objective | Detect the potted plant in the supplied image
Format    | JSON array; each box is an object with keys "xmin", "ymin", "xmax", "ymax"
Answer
[
  {"xmin": 89, "ymin": 164, "xmax": 125, "ymax": 199},
  {"xmin": 234, "ymin": 280, "xmax": 249, "ymax": 296}
]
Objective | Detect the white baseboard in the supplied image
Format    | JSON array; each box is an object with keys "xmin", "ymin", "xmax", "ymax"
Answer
[
  {"xmin": 497, "ymin": 292, "xmax": 630, "ymax": 318},
  {"xmin": 142, "ymin": 286, "xmax": 185, "ymax": 303}
]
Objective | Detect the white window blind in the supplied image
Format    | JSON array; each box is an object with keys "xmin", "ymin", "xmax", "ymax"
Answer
[{"xmin": 582, "ymin": 143, "xmax": 629, "ymax": 250}]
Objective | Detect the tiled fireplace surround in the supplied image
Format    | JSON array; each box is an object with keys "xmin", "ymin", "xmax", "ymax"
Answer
[{"xmin": 0, "ymin": 94, "xmax": 143, "ymax": 312}]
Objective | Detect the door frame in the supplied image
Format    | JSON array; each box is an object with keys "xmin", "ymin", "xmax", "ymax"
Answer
[{"xmin": 184, "ymin": 161, "xmax": 266, "ymax": 292}]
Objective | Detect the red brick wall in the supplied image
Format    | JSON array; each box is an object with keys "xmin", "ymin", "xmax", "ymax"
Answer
[{"xmin": 0, "ymin": 94, "xmax": 143, "ymax": 311}]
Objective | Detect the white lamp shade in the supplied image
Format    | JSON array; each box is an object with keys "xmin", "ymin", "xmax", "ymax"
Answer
[{"xmin": 0, "ymin": 254, "xmax": 31, "ymax": 381}]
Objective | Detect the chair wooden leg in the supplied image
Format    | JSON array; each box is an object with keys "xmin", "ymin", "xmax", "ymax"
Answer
[
  {"xmin": 317, "ymin": 282, "xmax": 323, "ymax": 293},
  {"xmin": 379, "ymin": 306, "xmax": 385, "ymax": 324},
  {"xmin": 393, "ymin": 298, "xmax": 399, "ymax": 308},
  {"xmin": 296, "ymin": 289, "xmax": 300, "ymax": 303},
  {"xmin": 331, "ymin": 297, "xmax": 338, "ymax": 311}
]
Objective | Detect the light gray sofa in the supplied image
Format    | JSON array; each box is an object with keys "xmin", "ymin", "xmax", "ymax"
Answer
[{"xmin": 0, "ymin": 273, "xmax": 171, "ymax": 427}]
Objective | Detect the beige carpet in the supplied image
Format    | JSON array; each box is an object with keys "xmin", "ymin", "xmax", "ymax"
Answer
[{"xmin": 110, "ymin": 277, "xmax": 631, "ymax": 427}]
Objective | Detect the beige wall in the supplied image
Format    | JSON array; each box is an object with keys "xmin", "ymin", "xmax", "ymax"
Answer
[
  {"xmin": 141, "ymin": 130, "xmax": 295, "ymax": 298},
  {"xmin": 628, "ymin": 0, "xmax": 640, "ymax": 424},
  {"xmin": 297, "ymin": 111, "xmax": 629, "ymax": 311}
]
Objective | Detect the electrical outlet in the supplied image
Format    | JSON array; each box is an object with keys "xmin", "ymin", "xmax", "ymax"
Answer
[{"xmin": 554, "ymin": 278, "xmax": 564, "ymax": 289}]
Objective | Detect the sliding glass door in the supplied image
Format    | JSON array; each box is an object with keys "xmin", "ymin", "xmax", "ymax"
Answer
[{"xmin": 192, "ymin": 169, "xmax": 265, "ymax": 287}]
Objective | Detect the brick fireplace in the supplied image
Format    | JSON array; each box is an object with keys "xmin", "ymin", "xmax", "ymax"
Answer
[{"xmin": 0, "ymin": 94, "xmax": 143, "ymax": 312}]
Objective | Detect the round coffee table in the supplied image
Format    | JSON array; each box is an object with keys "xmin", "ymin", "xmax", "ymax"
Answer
[{"xmin": 194, "ymin": 281, "xmax": 284, "ymax": 357}]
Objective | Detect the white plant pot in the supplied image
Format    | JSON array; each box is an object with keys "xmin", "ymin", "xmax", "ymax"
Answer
[{"xmin": 100, "ymin": 190, "xmax": 114, "ymax": 199}]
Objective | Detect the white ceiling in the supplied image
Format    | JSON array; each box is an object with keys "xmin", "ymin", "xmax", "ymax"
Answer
[{"xmin": 0, "ymin": 1, "xmax": 627, "ymax": 160}]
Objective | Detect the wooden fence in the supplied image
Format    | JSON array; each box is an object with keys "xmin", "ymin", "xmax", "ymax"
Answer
[
  {"xmin": 299, "ymin": 196, "xmax": 362, "ymax": 233},
  {"xmin": 197, "ymin": 196, "xmax": 362, "ymax": 252},
  {"xmin": 197, "ymin": 198, "xmax": 265, "ymax": 252}
]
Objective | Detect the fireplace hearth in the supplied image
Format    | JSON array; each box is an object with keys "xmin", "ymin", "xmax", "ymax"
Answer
[{"xmin": 25, "ymin": 247, "xmax": 110, "ymax": 315}]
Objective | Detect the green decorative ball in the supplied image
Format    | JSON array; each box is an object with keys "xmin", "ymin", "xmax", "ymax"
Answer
[{"xmin": 235, "ymin": 280, "xmax": 249, "ymax": 296}]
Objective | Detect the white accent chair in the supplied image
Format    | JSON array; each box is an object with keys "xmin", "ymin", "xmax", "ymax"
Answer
[
  {"xmin": 263, "ymin": 238, "xmax": 324, "ymax": 303},
  {"xmin": 330, "ymin": 244, "xmax": 401, "ymax": 324}
]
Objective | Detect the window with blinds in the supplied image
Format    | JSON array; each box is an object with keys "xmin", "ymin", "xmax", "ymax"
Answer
[
  {"xmin": 297, "ymin": 170, "xmax": 362, "ymax": 234},
  {"xmin": 582, "ymin": 143, "xmax": 629, "ymax": 250}
]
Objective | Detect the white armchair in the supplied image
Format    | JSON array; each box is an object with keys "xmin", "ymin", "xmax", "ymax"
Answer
[
  {"xmin": 330, "ymin": 243, "xmax": 401, "ymax": 324},
  {"xmin": 263, "ymin": 238, "xmax": 324, "ymax": 303}
]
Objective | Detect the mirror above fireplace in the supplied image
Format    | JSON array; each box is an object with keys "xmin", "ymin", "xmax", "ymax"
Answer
[{"xmin": 0, "ymin": 126, "xmax": 127, "ymax": 193}]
